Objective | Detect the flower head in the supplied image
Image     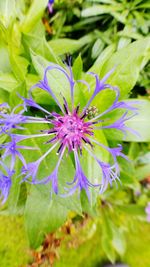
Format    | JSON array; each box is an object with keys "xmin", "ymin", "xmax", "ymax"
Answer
[
  {"xmin": 49, "ymin": 107, "xmax": 94, "ymax": 153},
  {"xmin": 0, "ymin": 62, "xmax": 138, "ymax": 201}
]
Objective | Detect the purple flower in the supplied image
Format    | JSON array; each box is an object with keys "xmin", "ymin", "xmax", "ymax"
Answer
[
  {"xmin": 84, "ymin": 144, "xmax": 121, "ymax": 193},
  {"xmin": 65, "ymin": 150, "xmax": 100, "ymax": 200},
  {"xmin": 99, "ymin": 111, "xmax": 139, "ymax": 137},
  {"xmin": 145, "ymin": 202, "xmax": 150, "ymax": 222},
  {"xmin": 84, "ymin": 68, "xmax": 119, "ymax": 111},
  {"xmin": 0, "ymin": 62, "xmax": 138, "ymax": 201},
  {"xmin": 21, "ymin": 141, "xmax": 58, "ymax": 184},
  {"xmin": 0, "ymin": 137, "xmax": 37, "ymax": 170},
  {"xmin": 0, "ymin": 161, "xmax": 13, "ymax": 204},
  {"xmin": 0, "ymin": 104, "xmax": 27, "ymax": 134},
  {"xmin": 0, "ymin": 103, "xmax": 50, "ymax": 135},
  {"xmin": 47, "ymin": 0, "xmax": 54, "ymax": 14}
]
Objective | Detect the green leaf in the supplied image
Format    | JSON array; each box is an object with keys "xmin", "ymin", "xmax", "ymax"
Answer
[
  {"xmin": 87, "ymin": 0, "xmax": 116, "ymax": 3},
  {"xmin": 91, "ymin": 39, "xmax": 105, "ymax": 59},
  {"xmin": 25, "ymin": 185, "xmax": 69, "ymax": 248},
  {"xmin": 125, "ymin": 99, "xmax": 150, "ymax": 142},
  {"xmin": 0, "ymin": 42, "xmax": 11, "ymax": 72},
  {"xmin": 0, "ymin": 72, "xmax": 19, "ymax": 92},
  {"xmin": 0, "ymin": 0, "xmax": 16, "ymax": 28},
  {"xmin": 25, "ymin": 176, "xmax": 81, "ymax": 248},
  {"xmin": 81, "ymin": 5, "xmax": 121, "ymax": 17},
  {"xmin": 48, "ymin": 38, "xmax": 86, "ymax": 56},
  {"xmin": 80, "ymin": 190, "xmax": 97, "ymax": 216},
  {"xmin": 9, "ymin": 54, "xmax": 29, "ymax": 81},
  {"xmin": 0, "ymin": 88, "xmax": 9, "ymax": 102},
  {"xmin": 102, "ymin": 234, "xmax": 116, "ymax": 263},
  {"xmin": 117, "ymin": 36, "xmax": 131, "ymax": 50},
  {"xmin": 116, "ymin": 204, "xmax": 146, "ymax": 216},
  {"xmin": 0, "ymin": 134, "xmax": 8, "ymax": 145},
  {"xmin": 89, "ymin": 44, "xmax": 116, "ymax": 74},
  {"xmin": 26, "ymin": 74, "xmax": 40, "ymax": 89},
  {"xmin": 137, "ymin": 3, "xmax": 150, "ymax": 8},
  {"xmin": 111, "ymin": 10, "xmax": 127, "ymax": 24},
  {"xmin": 23, "ymin": 33, "xmax": 61, "ymax": 65},
  {"xmin": 100, "ymin": 38, "xmax": 150, "ymax": 99},
  {"xmin": 118, "ymin": 157, "xmax": 140, "ymax": 191},
  {"xmin": 21, "ymin": 0, "xmax": 48, "ymax": 33},
  {"xmin": 72, "ymin": 54, "xmax": 83, "ymax": 80},
  {"xmin": 111, "ymin": 222, "xmax": 126, "ymax": 256},
  {"xmin": 120, "ymin": 170, "xmax": 140, "ymax": 191},
  {"xmin": 136, "ymin": 164, "xmax": 150, "ymax": 181},
  {"xmin": 128, "ymin": 142, "xmax": 140, "ymax": 160},
  {"xmin": 9, "ymin": 81, "xmax": 27, "ymax": 108}
]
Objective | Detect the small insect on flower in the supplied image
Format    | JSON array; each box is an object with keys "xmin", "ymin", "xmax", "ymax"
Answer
[{"xmin": 0, "ymin": 62, "xmax": 138, "ymax": 202}]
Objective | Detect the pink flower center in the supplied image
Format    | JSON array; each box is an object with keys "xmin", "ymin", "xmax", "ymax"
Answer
[{"xmin": 52, "ymin": 112, "xmax": 93, "ymax": 152}]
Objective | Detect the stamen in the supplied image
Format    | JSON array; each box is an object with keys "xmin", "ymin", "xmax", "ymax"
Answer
[
  {"xmin": 48, "ymin": 129, "xmax": 57, "ymax": 134},
  {"xmin": 44, "ymin": 136, "xmax": 57, "ymax": 144},
  {"xmin": 58, "ymin": 119, "xmax": 64, "ymax": 123},
  {"xmin": 64, "ymin": 104, "xmax": 69, "ymax": 114},
  {"xmin": 51, "ymin": 112, "xmax": 61, "ymax": 118},
  {"xmin": 45, "ymin": 115, "xmax": 52, "ymax": 119},
  {"xmin": 79, "ymin": 147, "xmax": 82, "ymax": 156},
  {"xmin": 63, "ymin": 97, "xmax": 69, "ymax": 114},
  {"xmin": 75, "ymin": 105, "xmax": 80, "ymax": 114},
  {"xmin": 91, "ymin": 120, "xmax": 104, "ymax": 125},
  {"xmin": 56, "ymin": 143, "xmax": 64, "ymax": 155},
  {"xmin": 80, "ymin": 113, "xmax": 86, "ymax": 119},
  {"xmin": 82, "ymin": 137, "xmax": 87, "ymax": 143},
  {"xmin": 82, "ymin": 137, "xmax": 93, "ymax": 148}
]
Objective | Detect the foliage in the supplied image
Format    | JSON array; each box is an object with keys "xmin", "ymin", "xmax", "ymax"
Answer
[{"xmin": 0, "ymin": 0, "xmax": 150, "ymax": 266}]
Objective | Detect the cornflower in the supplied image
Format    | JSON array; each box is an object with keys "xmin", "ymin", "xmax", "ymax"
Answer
[{"xmin": 0, "ymin": 62, "xmax": 138, "ymax": 202}]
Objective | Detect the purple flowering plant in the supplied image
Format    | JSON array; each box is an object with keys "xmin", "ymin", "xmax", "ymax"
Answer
[
  {"xmin": 0, "ymin": 61, "xmax": 138, "ymax": 205},
  {"xmin": 0, "ymin": 0, "xmax": 150, "ymax": 260}
]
